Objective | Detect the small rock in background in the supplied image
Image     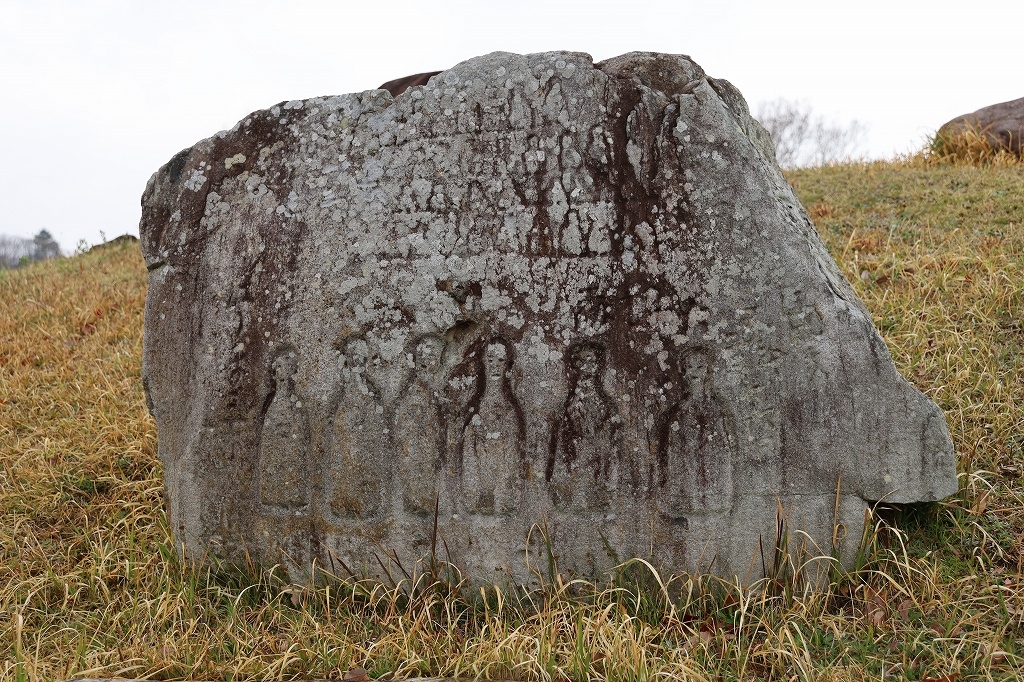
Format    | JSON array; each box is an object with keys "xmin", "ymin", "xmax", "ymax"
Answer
[{"xmin": 937, "ymin": 96, "xmax": 1024, "ymax": 155}]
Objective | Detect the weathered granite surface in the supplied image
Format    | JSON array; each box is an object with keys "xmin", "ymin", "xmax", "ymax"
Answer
[{"xmin": 140, "ymin": 51, "xmax": 958, "ymax": 586}]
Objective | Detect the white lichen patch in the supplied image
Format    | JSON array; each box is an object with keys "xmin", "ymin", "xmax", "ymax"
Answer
[
  {"xmin": 224, "ymin": 153, "xmax": 247, "ymax": 170},
  {"xmin": 184, "ymin": 169, "xmax": 207, "ymax": 191}
]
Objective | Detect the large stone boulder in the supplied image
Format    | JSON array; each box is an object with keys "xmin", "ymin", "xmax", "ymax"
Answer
[
  {"xmin": 937, "ymin": 96, "xmax": 1024, "ymax": 155},
  {"xmin": 140, "ymin": 51, "xmax": 957, "ymax": 586}
]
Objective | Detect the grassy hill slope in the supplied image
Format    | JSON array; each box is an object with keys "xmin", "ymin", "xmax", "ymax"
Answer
[{"xmin": 1, "ymin": 161, "xmax": 1022, "ymax": 681}]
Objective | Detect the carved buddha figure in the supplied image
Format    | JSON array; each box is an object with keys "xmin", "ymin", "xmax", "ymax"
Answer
[
  {"xmin": 460, "ymin": 339, "xmax": 523, "ymax": 515},
  {"xmin": 258, "ymin": 351, "xmax": 311, "ymax": 510},
  {"xmin": 395, "ymin": 336, "xmax": 447, "ymax": 515},
  {"xmin": 658, "ymin": 348, "xmax": 735, "ymax": 518},
  {"xmin": 326, "ymin": 338, "xmax": 390, "ymax": 520}
]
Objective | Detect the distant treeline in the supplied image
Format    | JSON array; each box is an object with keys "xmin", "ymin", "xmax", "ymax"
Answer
[{"xmin": 0, "ymin": 230, "xmax": 61, "ymax": 268}]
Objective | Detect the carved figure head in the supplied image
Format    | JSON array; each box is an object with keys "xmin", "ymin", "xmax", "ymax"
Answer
[
  {"xmin": 339, "ymin": 337, "xmax": 370, "ymax": 370},
  {"xmin": 681, "ymin": 348, "xmax": 711, "ymax": 393},
  {"xmin": 569, "ymin": 344, "xmax": 602, "ymax": 378},
  {"xmin": 414, "ymin": 336, "xmax": 445, "ymax": 374},
  {"xmin": 484, "ymin": 339, "xmax": 511, "ymax": 380},
  {"xmin": 271, "ymin": 351, "xmax": 298, "ymax": 382}
]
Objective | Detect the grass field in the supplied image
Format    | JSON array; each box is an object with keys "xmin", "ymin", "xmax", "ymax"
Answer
[{"xmin": 1, "ymin": 156, "xmax": 1022, "ymax": 681}]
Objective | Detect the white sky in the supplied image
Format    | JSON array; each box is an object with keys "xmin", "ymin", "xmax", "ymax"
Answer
[{"xmin": 2, "ymin": 0, "xmax": 1022, "ymax": 252}]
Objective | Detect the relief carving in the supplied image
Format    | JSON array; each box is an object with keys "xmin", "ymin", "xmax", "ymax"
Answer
[
  {"xmin": 457, "ymin": 338, "xmax": 526, "ymax": 516},
  {"xmin": 656, "ymin": 348, "xmax": 735, "ymax": 519},
  {"xmin": 143, "ymin": 50, "xmax": 959, "ymax": 586},
  {"xmin": 325, "ymin": 337, "xmax": 391, "ymax": 520},
  {"xmin": 546, "ymin": 343, "xmax": 630, "ymax": 512},
  {"xmin": 394, "ymin": 336, "xmax": 447, "ymax": 515},
  {"xmin": 258, "ymin": 350, "xmax": 311, "ymax": 510}
]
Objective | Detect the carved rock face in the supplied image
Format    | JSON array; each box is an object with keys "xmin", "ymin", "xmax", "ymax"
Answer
[{"xmin": 140, "ymin": 51, "xmax": 957, "ymax": 585}]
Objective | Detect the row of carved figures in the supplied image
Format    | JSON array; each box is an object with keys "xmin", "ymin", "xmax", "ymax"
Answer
[{"xmin": 257, "ymin": 334, "xmax": 736, "ymax": 521}]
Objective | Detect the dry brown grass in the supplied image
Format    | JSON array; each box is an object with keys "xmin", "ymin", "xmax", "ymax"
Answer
[
  {"xmin": 2, "ymin": 157, "xmax": 1023, "ymax": 681},
  {"xmin": 925, "ymin": 123, "xmax": 1023, "ymax": 168}
]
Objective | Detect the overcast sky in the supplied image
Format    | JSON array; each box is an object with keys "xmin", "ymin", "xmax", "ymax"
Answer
[{"xmin": 2, "ymin": 0, "xmax": 1022, "ymax": 252}]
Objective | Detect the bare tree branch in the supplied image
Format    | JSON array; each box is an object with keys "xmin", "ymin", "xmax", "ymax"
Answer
[{"xmin": 755, "ymin": 99, "xmax": 866, "ymax": 168}]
